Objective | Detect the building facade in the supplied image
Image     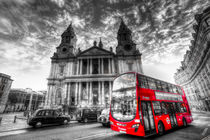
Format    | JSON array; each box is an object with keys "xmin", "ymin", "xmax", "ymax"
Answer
[
  {"xmin": 45, "ymin": 20, "xmax": 143, "ymax": 113},
  {"xmin": 0, "ymin": 73, "xmax": 13, "ymax": 113},
  {"xmin": 174, "ymin": 7, "xmax": 210, "ymax": 111},
  {"xmin": 4, "ymin": 88, "xmax": 46, "ymax": 113}
]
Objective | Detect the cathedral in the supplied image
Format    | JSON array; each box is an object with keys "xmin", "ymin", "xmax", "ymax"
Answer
[{"xmin": 45, "ymin": 20, "xmax": 143, "ymax": 113}]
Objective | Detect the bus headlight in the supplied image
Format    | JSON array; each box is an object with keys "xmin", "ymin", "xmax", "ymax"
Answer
[
  {"xmin": 110, "ymin": 121, "xmax": 114, "ymax": 125},
  {"xmin": 131, "ymin": 124, "xmax": 140, "ymax": 128}
]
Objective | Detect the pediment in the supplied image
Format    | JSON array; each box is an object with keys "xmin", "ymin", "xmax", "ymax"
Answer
[{"xmin": 78, "ymin": 47, "xmax": 114, "ymax": 56}]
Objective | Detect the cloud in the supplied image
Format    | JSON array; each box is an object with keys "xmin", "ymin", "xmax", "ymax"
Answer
[{"xmin": 0, "ymin": 0, "xmax": 210, "ymax": 90}]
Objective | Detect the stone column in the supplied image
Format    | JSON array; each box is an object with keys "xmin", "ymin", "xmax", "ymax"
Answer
[
  {"xmin": 90, "ymin": 59, "xmax": 93, "ymax": 74},
  {"xmin": 102, "ymin": 81, "xmax": 105, "ymax": 105},
  {"xmin": 77, "ymin": 61, "xmax": 79, "ymax": 75},
  {"xmin": 87, "ymin": 82, "xmax": 89, "ymax": 104},
  {"xmin": 80, "ymin": 59, "xmax": 83, "ymax": 75},
  {"xmin": 87, "ymin": 59, "xmax": 89, "ymax": 74},
  {"xmin": 98, "ymin": 81, "xmax": 101, "ymax": 105},
  {"xmin": 65, "ymin": 83, "xmax": 69, "ymax": 105},
  {"xmin": 90, "ymin": 82, "xmax": 92, "ymax": 105},
  {"xmin": 108, "ymin": 58, "xmax": 111, "ymax": 74},
  {"xmin": 86, "ymin": 82, "xmax": 88, "ymax": 104},
  {"xmin": 68, "ymin": 83, "xmax": 71, "ymax": 105},
  {"xmin": 102, "ymin": 58, "xmax": 104, "ymax": 74},
  {"xmin": 78, "ymin": 82, "xmax": 81, "ymax": 105},
  {"xmin": 112, "ymin": 58, "xmax": 114, "ymax": 74},
  {"xmin": 98, "ymin": 58, "xmax": 100, "ymax": 74},
  {"xmin": 75, "ymin": 82, "xmax": 78, "ymax": 105}
]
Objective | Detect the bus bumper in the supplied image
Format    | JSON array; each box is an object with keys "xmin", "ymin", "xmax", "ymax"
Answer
[{"xmin": 110, "ymin": 124, "xmax": 145, "ymax": 136}]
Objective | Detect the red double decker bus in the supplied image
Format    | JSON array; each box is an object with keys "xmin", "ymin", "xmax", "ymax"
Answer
[{"xmin": 110, "ymin": 72, "xmax": 193, "ymax": 137}]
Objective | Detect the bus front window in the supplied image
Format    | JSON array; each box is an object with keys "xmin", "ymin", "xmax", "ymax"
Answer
[{"xmin": 111, "ymin": 73, "xmax": 137, "ymax": 122}]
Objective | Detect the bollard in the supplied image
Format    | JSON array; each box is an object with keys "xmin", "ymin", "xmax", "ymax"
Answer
[{"xmin": 14, "ymin": 115, "xmax": 16, "ymax": 123}]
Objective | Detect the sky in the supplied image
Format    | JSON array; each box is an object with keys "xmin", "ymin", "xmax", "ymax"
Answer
[{"xmin": 0, "ymin": 0, "xmax": 210, "ymax": 91}]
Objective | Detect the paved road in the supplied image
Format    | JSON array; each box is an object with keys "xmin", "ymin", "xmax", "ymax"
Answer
[{"xmin": 0, "ymin": 112, "xmax": 209, "ymax": 140}]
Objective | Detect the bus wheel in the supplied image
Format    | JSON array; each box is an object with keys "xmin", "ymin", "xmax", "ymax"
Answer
[
  {"xmin": 183, "ymin": 118, "xmax": 187, "ymax": 127},
  {"xmin": 158, "ymin": 122, "xmax": 164, "ymax": 135}
]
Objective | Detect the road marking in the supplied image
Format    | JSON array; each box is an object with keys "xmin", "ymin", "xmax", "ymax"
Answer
[
  {"xmin": 202, "ymin": 128, "xmax": 208, "ymax": 136},
  {"xmin": 74, "ymin": 132, "xmax": 117, "ymax": 140},
  {"xmin": 201, "ymin": 135, "xmax": 210, "ymax": 140},
  {"xmin": 0, "ymin": 130, "xmax": 27, "ymax": 137}
]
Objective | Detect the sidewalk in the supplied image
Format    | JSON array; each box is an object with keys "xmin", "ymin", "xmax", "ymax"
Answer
[
  {"xmin": 0, "ymin": 112, "xmax": 30, "ymax": 133},
  {"xmin": 0, "ymin": 112, "xmax": 79, "ymax": 133},
  {"xmin": 192, "ymin": 111, "xmax": 210, "ymax": 115}
]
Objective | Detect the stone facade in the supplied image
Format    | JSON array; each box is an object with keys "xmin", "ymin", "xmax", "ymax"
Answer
[
  {"xmin": 174, "ymin": 7, "xmax": 210, "ymax": 111},
  {"xmin": 0, "ymin": 73, "xmax": 13, "ymax": 113},
  {"xmin": 45, "ymin": 20, "xmax": 143, "ymax": 113},
  {"xmin": 4, "ymin": 88, "xmax": 46, "ymax": 113}
]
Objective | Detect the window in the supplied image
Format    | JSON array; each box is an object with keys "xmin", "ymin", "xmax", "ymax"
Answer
[
  {"xmin": 82, "ymin": 60, "xmax": 87, "ymax": 74},
  {"xmin": 84, "ymin": 109, "xmax": 90, "ymax": 114},
  {"xmin": 138, "ymin": 75, "xmax": 149, "ymax": 89},
  {"xmin": 161, "ymin": 82, "xmax": 169, "ymax": 92},
  {"xmin": 60, "ymin": 65, "xmax": 65, "ymax": 74},
  {"xmin": 161, "ymin": 102, "xmax": 168, "ymax": 114},
  {"xmin": 103, "ymin": 58, "xmax": 109, "ymax": 74},
  {"xmin": 172, "ymin": 85, "xmax": 178, "ymax": 93},
  {"xmin": 45, "ymin": 110, "xmax": 53, "ymax": 116},
  {"xmin": 172, "ymin": 102, "xmax": 180, "ymax": 113},
  {"xmin": 92, "ymin": 59, "xmax": 99, "ymax": 74},
  {"xmin": 66, "ymin": 36, "xmax": 70, "ymax": 43},
  {"xmin": 177, "ymin": 103, "xmax": 187, "ymax": 113},
  {"xmin": 81, "ymin": 82, "xmax": 88, "ymax": 100},
  {"xmin": 36, "ymin": 110, "xmax": 45, "ymax": 116},
  {"xmin": 147, "ymin": 78, "xmax": 156, "ymax": 90},
  {"xmin": 53, "ymin": 111, "xmax": 59, "ymax": 116},
  {"xmin": 156, "ymin": 81, "xmax": 163, "ymax": 91},
  {"xmin": 168, "ymin": 84, "xmax": 174, "ymax": 93},
  {"xmin": 152, "ymin": 101, "xmax": 162, "ymax": 115},
  {"xmin": 71, "ymin": 97, "xmax": 75, "ymax": 105}
]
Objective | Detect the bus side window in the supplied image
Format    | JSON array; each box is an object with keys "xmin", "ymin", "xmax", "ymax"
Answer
[
  {"xmin": 156, "ymin": 81, "xmax": 163, "ymax": 91},
  {"xmin": 173, "ymin": 102, "xmax": 180, "ymax": 113},
  {"xmin": 161, "ymin": 82, "xmax": 169, "ymax": 92},
  {"xmin": 138, "ymin": 75, "xmax": 149, "ymax": 89},
  {"xmin": 177, "ymin": 103, "xmax": 187, "ymax": 113},
  {"xmin": 168, "ymin": 84, "xmax": 173, "ymax": 93},
  {"xmin": 161, "ymin": 102, "xmax": 168, "ymax": 114},
  {"xmin": 152, "ymin": 101, "xmax": 162, "ymax": 115},
  {"xmin": 147, "ymin": 78, "xmax": 156, "ymax": 90},
  {"xmin": 172, "ymin": 85, "xmax": 178, "ymax": 93},
  {"xmin": 181, "ymin": 103, "xmax": 187, "ymax": 112}
]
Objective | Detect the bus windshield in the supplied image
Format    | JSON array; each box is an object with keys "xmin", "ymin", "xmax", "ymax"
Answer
[{"xmin": 111, "ymin": 73, "xmax": 137, "ymax": 122}]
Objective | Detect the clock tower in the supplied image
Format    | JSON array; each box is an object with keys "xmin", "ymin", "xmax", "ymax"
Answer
[
  {"xmin": 116, "ymin": 19, "xmax": 140, "ymax": 55},
  {"xmin": 53, "ymin": 23, "xmax": 77, "ymax": 58}
]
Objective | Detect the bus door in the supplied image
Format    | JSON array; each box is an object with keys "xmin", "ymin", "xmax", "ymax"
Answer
[
  {"xmin": 167, "ymin": 103, "xmax": 178, "ymax": 128},
  {"xmin": 141, "ymin": 101, "xmax": 156, "ymax": 135}
]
